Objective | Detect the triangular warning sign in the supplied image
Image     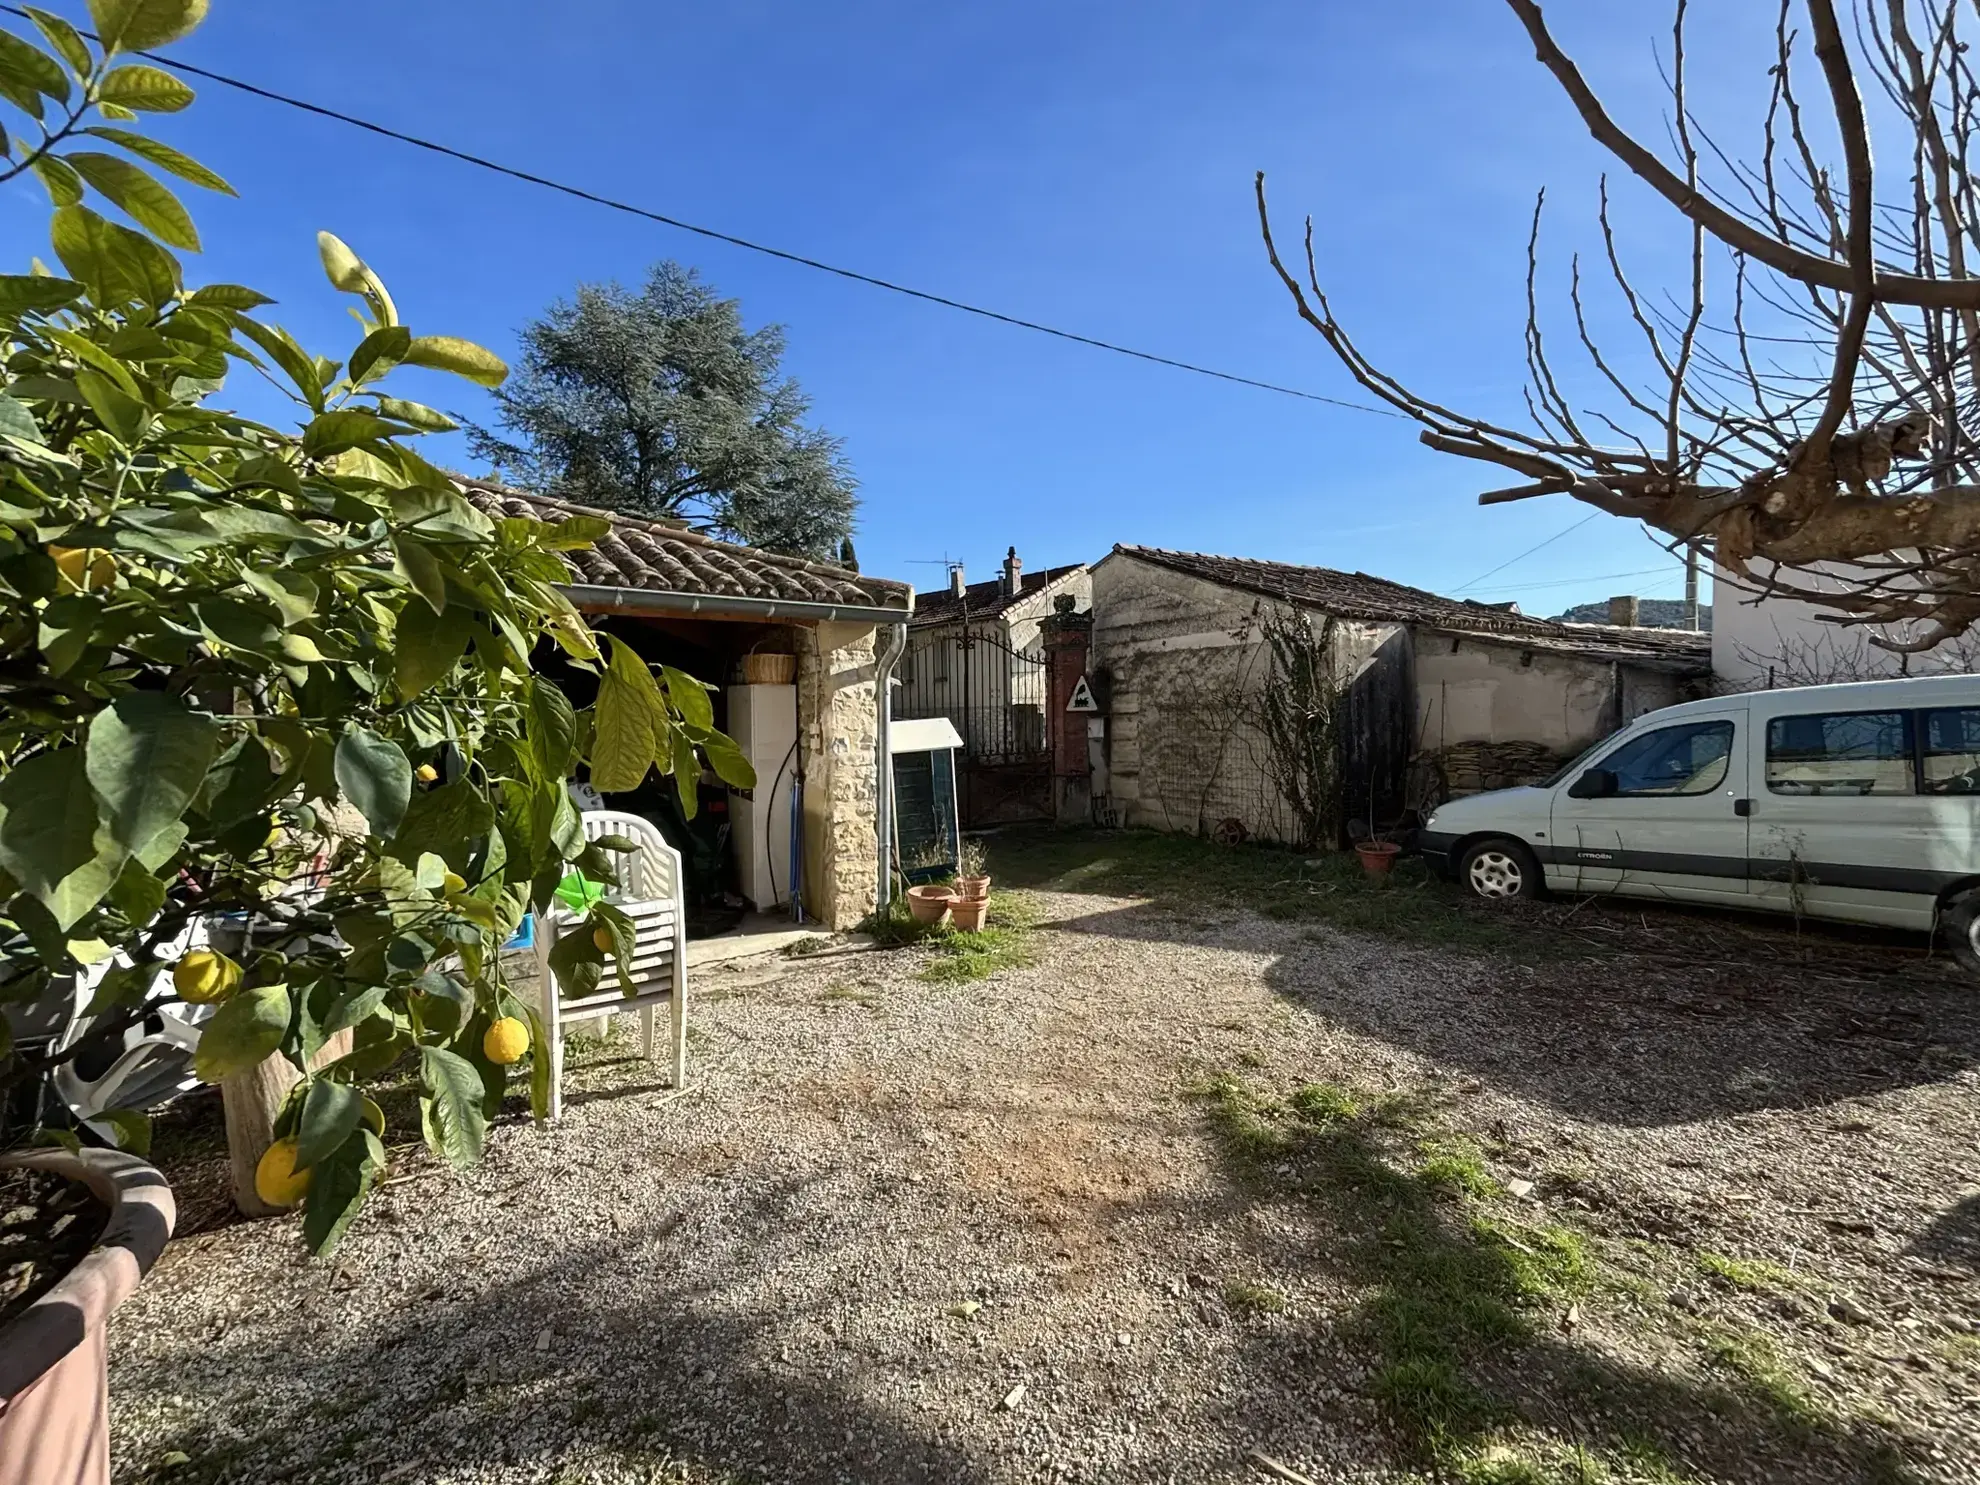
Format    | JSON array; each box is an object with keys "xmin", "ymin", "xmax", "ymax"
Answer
[{"xmin": 1066, "ymin": 675, "xmax": 1099, "ymax": 713}]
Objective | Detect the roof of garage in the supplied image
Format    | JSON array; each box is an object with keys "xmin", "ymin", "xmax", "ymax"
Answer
[{"xmin": 460, "ymin": 480, "xmax": 913, "ymax": 616}]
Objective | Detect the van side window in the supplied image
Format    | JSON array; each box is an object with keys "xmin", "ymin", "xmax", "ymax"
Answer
[
  {"xmin": 1923, "ymin": 708, "xmax": 1980, "ymax": 793},
  {"xmin": 1599, "ymin": 720, "xmax": 1734, "ymax": 796},
  {"xmin": 1765, "ymin": 711, "xmax": 1914, "ymax": 796}
]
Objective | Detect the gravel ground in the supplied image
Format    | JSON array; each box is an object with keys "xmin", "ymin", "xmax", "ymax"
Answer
[{"xmin": 107, "ymin": 884, "xmax": 1980, "ymax": 1485}]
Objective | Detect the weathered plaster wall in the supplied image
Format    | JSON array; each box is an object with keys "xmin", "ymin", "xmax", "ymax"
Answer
[{"xmin": 796, "ymin": 621, "xmax": 880, "ymax": 929}]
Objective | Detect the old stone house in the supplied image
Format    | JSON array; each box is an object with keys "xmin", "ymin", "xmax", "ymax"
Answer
[
  {"xmin": 462, "ymin": 481, "xmax": 914, "ymax": 929},
  {"xmin": 1085, "ymin": 546, "xmax": 1709, "ymax": 844}
]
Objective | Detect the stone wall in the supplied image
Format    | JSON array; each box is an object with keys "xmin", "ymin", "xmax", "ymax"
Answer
[{"xmin": 796, "ymin": 621, "xmax": 882, "ymax": 929}]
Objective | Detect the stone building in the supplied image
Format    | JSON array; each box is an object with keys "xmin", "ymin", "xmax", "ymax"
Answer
[
  {"xmin": 1083, "ymin": 546, "xmax": 1710, "ymax": 844},
  {"xmin": 462, "ymin": 482, "xmax": 913, "ymax": 929}
]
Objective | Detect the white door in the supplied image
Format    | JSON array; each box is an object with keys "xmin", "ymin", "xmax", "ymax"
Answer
[
  {"xmin": 1747, "ymin": 705, "xmax": 1949, "ymax": 930},
  {"xmin": 1550, "ymin": 713, "xmax": 1750, "ymax": 904}
]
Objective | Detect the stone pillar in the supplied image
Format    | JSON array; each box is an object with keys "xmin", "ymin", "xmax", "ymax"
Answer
[
  {"xmin": 1040, "ymin": 596, "xmax": 1096, "ymax": 826},
  {"xmin": 795, "ymin": 622, "xmax": 881, "ymax": 929}
]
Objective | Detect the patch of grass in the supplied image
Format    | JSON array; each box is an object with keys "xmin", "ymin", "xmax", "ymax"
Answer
[
  {"xmin": 1224, "ymin": 1278, "xmax": 1288, "ymax": 1315},
  {"xmin": 1419, "ymin": 1136, "xmax": 1502, "ymax": 1199},
  {"xmin": 916, "ymin": 893, "xmax": 1039, "ymax": 984},
  {"xmin": 987, "ymin": 825, "xmax": 1563, "ymax": 959},
  {"xmin": 1695, "ymin": 1250, "xmax": 1808, "ymax": 1293},
  {"xmin": 1605, "ymin": 1434, "xmax": 1698, "ymax": 1485},
  {"xmin": 1702, "ymin": 1328, "xmax": 1826, "ymax": 1432},
  {"xmin": 781, "ymin": 934, "xmax": 828, "ymax": 957},
  {"xmin": 1290, "ymin": 1081, "xmax": 1360, "ymax": 1123}
]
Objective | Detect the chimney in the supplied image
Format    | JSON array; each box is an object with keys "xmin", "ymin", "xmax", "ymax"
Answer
[
  {"xmin": 949, "ymin": 563, "xmax": 966, "ymax": 599},
  {"xmin": 1607, "ymin": 595, "xmax": 1641, "ymax": 627},
  {"xmin": 1002, "ymin": 545, "xmax": 1022, "ymax": 598}
]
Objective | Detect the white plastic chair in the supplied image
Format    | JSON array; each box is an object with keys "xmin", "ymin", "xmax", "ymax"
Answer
[{"xmin": 532, "ymin": 810, "xmax": 689, "ymax": 1117}]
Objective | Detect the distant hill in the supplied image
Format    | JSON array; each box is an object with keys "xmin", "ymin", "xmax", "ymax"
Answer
[{"xmin": 1552, "ymin": 598, "xmax": 1712, "ymax": 632}]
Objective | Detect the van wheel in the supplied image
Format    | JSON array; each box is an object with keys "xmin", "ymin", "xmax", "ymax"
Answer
[
  {"xmin": 1459, "ymin": 839, "xmax": 1541, "ymax": 902},
  {"xmin": 1941, "ymin": 889, "xmax": 1980, "ymax": 975}
]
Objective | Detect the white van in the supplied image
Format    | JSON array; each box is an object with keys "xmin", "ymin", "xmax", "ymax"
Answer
[{"xmin": 1416, "ymin": 675, "xmax": 1980, "ymax": 967}]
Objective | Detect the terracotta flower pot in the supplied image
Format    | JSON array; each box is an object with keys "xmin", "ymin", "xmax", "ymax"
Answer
[
  {"xmin": 950, "ymin": 896, "xmax": 990, "ymax": 932},
  {"xmin": 0, "ymin": 1148, "xmax": 176, "ymax": 1485},
  {"xmin": 905, "ymin": 885, "xmax": 956, "ymax": 926},
  {"xmin": 954, "ymin": 875, "xmax": 991, "ymax": 901},
  {"xmin": 1355, "ymin": 841, "xmax": 1401, "ymax": 878}
]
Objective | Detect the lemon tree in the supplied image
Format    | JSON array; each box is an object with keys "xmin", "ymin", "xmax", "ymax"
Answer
[{"xmin": 0, "ymin": 2, "xmax": 752, "ymax": 1254}]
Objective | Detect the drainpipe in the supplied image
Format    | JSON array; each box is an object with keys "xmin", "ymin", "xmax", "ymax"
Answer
[{"xmin": 874, "ymin": 620, "xmax": 909, "ymax": 909}]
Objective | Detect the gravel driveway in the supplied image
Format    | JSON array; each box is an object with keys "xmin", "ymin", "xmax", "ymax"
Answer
[{"xmin": 108, "ymin": 863, "xmax": 1980, "ymax": 1485}]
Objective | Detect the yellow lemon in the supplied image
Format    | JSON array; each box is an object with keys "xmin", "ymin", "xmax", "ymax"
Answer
[
  {"xmin": 591, "ymin": 925, "xmax": 615, "ymax": 953},
  {"xmin": 482, "ymin": 1016, "xmax": 529, "ymax": 1066},
  {"xmin": 49, "ymin": 545, "xmax": 115, "ymax": 591},
  {"xmin": 172, "ymin": 949, "xmax": 240, "ymax": 1005},
  {"xmin": 254, "ymin": 1137, "xmax": 311, "ymax": 1208},
  {"xmin": 415, "ymin": 764, "xmax": 439, "ymax": 784},
  {"xmin": 441, "ymin": 870, "xmax": 467, "ymax": 894}
]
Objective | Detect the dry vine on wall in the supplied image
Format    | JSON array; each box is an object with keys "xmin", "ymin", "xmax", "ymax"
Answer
[{"xmin": 1252, "ymin": 606, "xmax": 1348, "ymax": 852}]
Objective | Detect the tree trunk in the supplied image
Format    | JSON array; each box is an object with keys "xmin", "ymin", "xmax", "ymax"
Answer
[{"xmin": 222, "ymin": 1031, "xmax": 352, "ymax": 1218}]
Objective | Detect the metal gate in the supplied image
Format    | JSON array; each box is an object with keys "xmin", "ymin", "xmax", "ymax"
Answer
[{"xmin": 896, "ymin": 626, "xmax": 1052, "ymax": 826}]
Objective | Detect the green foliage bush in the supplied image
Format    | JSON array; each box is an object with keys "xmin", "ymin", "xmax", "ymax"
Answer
[{"xmin": 0, "ymin": 1, "xmax": 751, "ymax": 1252}]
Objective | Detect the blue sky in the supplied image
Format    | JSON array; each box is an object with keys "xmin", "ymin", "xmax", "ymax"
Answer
[{"xmin": 3, "ymin": 2, "xmax": 1795, "ymax": 613}]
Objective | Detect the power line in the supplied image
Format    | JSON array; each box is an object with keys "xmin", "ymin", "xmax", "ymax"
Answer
[
  {"xmin": 17, "ymin": 8, "xmax": 1407, "ymax": 420},
  {"xmin": 1463, "ymin": 564, "xmax": 1683, "ymax": 595},
  {"xmin": 1451, "ymin": 513, "xmax": 1598, "ymax": 593}
]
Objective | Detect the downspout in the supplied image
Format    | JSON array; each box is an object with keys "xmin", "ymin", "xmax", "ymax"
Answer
[{"xmin": 874, "ymin": 620, "xmax": 909, "ymax": 910}]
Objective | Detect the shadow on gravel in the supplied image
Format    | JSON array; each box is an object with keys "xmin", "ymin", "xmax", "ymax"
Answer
[
  {"xmin": 1190, "ymin": 1072, "xmax": 1929, "ymax": 1485},
  {"xmin": 121, "ymin": 1228, "xmax": 993, "ymax": 1485},
  {"xmin": 1911, "ymin": 1193, "xmax": 1980, "ymax": 1272},
  {"xmin": 995, "ymin": 829, "xmax": 1980, "ymax": 1127}
]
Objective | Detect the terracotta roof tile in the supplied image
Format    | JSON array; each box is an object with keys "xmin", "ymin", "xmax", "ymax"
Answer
[
  {"xmin": 1112, "ymin": 546, "xmax": 1709, "ymax": 670},
  {"xmin": 910, "ymin": 563, "xmax": 1086, "ymax": 626},
  {"xmin": 458, "ymin": 481, "xmax": 912, "ymax": 613}
]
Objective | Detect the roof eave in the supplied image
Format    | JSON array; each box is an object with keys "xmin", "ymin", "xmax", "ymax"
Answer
[{"xmin": 562, "ymin": 582, "xmax": 915, "ymax": 626}]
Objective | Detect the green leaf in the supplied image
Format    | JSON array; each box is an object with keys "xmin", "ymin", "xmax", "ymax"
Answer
[
  {"xmin": 0, "ymin": 394, "xmax": 41, "ymax": 444},
  {"xmin": 525, "ymin": 676, "xmax": 577, "ymax": 783},
  {"xmin": 0, "ymin": 65, "xmax": 44, "ymax": 121},
  {"xmin": 401, "ymin": 335, "xmax": 507, "ymax": 387},
  {"xmin": 293, "ymin": 1078, "xmax": 362, "ymax": 1171},
  {"xmin": 347, "ymin": 325, "xmax": 410, "ymax": 385},
  {"xmin": 31, "ymin": 155, "xmax": 82, "ymax": 208},
  {"xmin": 83, "ymin": 696, "xmax": 216, "ymax": 867},
  {"xmin": 194, "ymin": 597, "xmax": 283, "ymax": 656},
  {"xmin": 333, "ymin": 727, "xmax": 411, "ymax": 837},
  {"xmin": 81, "ymin": 127, "xmax": 233, "ymax": 194},
  {"xmin": 192, "ymin": 981, "xmax": 290, "ymax": 1082},
  {"xmin": 661, "ymin": 665, "xmax": 714, "ymax": 732},
  {"xmin": 696, "ymin": 728, "xmax": 756, "ymax": 791},
  {"xmin": 0, "ymin": 272, "xmax": 83, "ymax": 314},
  {"xmin": 186, "ymin": 282, "xmax": 271, "ymax": 309},
  {"xmin": 97, "ymin": 1108, "xmax": 152, "ymax": 1157},
  {"xmin": 522, "ymin": 1002, "xmax": 552, "ymax": 1121},
  {"xmin": 0, "ymin": 27, "xmax": 70, "ymax": 104},
  {"xmin": 230, "ymin": 312, "xmax": 322, "ymax": 406},
  {"xmin": 546, "ymin": 915, "xmax": 603, "ymax": 1000},
  {"xmin": 51, "ymin": 204, "xmax": 179, "ymax": 307},
  {"xmin": 670, "ymin": 725, "xmax": 700, "ymax": 819},
  {"xmin": 388, "ymin": 779, "xmax": 493, "ymax": 875},
  {"xmin": 394, "ymin": 599, "xmax": 473, "ymax": 701},
  {"xmin": 393, "ymin": 534, "xmax": 448, "ymax": 616},
  {"xmin": 94, "ymin": 63, "xmax": 195, "ymax": 112},
  {"xmin": 316, "ymin": 230, "xmax": 365, "ymax": 292},
  {"xmin": 591, "ymin": 636, "xmax": 667, "ymax": 793},
  {"xmin": 0, "ymin": 748, "xmax": 100, "ymax": 915},
  {"xmin": 321, "ymin": 981, "xmax": 389, "ymax": 1037},
  {"xmin": 65, "ymin": 152, "xmax": 199, "ymax": 250},
  {"xmin": 370, "ymin": 395, "xmax": 455, "ymax": 432},
  {"xmin": 243, "ymin": 566, "xmax": 317, "ymax": 625},
  {"xmin": 89, "ymin": 0, "xmax": 210, "ymax": 53},
  {"xmin": 25, "ymin": 9, "xmax": 91, "ymax": 76},
  {"xmin": 538, "ymin": 514, "xmax": 612, "ymax": 551},
  {"xmin": 302, "ymin": 407, "xmax": 395, "ymax": 458},
  {"xmin": 104, "ymin": 854, "xmax": 165, "ymax": 924},
  {"xmin": 301, "ymin": 1126, "xmax": 382, "ymax": 1258},
  {"xmin": 198, "ymin": 733, "xmax": 276, "ymax": 827},
  {"xmin": 419, "ymin": 1045, "xmax": 487, "ymax": 1169}
]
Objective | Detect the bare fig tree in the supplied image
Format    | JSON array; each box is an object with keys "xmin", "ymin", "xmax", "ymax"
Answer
[{"xmin": 1259, "ymin": 0, "xmax": 1980, "ymax": 653}]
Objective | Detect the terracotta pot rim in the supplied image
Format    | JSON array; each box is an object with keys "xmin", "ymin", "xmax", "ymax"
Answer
[
  {"xmin": 905, "ymin": 884, "xmax": 957, "ymax": 901},
  {"xmin": 953, "ymin": 875, "xmax": 991, "ymax": 900},
  {"xmin": 1354, "ymin": 841, "xmax": 1401, "ymax": 857},
  {"xmin": 0, "ymin": 1148, "xmax": 176, "ymax": 1411}
]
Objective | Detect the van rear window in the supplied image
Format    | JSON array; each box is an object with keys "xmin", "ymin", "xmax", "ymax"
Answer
[
  {"xmin": 1924, "ymin": 708, "xmax": 1980, "ymax": 794},
  {"xmin": 1765, "ymin": 711, "xmax": 1914, "ymax": 796}
]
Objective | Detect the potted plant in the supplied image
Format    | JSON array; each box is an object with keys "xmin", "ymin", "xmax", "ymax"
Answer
[
  {"xmin": 1355, "ymin": 838, "xmax": 1402, "ymax": 877},
  {"xmin": 0, "ymin": 9, "xmax": 756, "ymax": 1479},
  {"xmin": 905, "ymin": 884, "xmax": 957, "ymax": 926},
  {"xmin": 954, "ymin": 837, "xmax": 991, "ymax": 902}
]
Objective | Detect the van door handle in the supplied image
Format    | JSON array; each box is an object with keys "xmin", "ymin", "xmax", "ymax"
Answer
[{"xmin": 1733, "ymin": 797, "xmax": 1753, "ymax": 817}]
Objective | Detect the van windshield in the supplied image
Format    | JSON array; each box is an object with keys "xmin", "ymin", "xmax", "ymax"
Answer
[{"xmin": 1541, "ymin": 731, "xmax": 1620, "ymax": 788}]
